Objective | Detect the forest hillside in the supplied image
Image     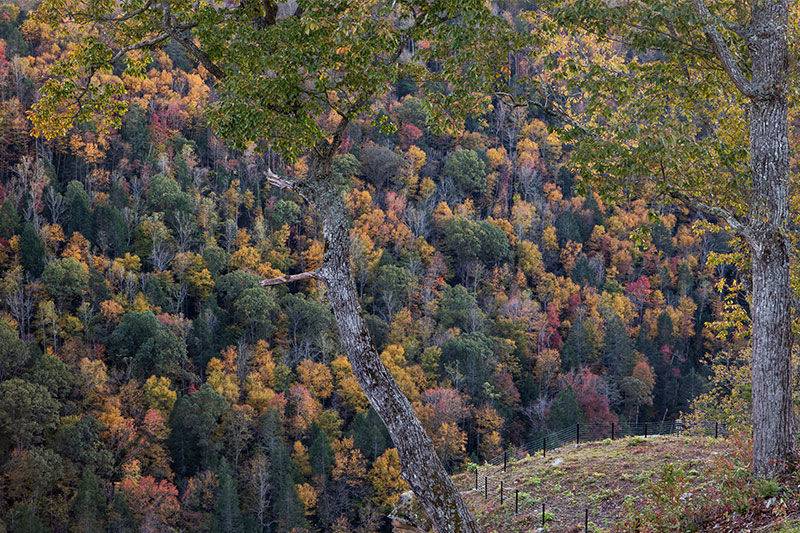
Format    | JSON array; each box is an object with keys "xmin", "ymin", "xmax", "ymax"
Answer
[{"xmin": 0, "ymin": 1, "xmax": 769, "ymax": 532}]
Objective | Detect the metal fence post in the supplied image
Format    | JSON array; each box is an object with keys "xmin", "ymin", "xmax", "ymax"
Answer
[
  {"xmin": 484, "ymin": 476, "xmax": 487, "ymax": 499},
  {"xmin": 714, "ymin": 421, "xmax": 719, "ymax": 438},
  {"xmin": 500, "ymin": 480, "xmax": 504, "ymax": 504},
  {"xmin": 474, "ymin": 469, "xmax": 478, "ymax": 490},
  {"xmin": 576, "ymin": 423, "xmax": 580, "ymax": 445},
  {"xmin": 503, "ymin": 450, "xmax": 507, "ymax": 472},
  {"xmin": 541, "ymin": 502, "xmax": 546, "ymax": 527},
  {"xmin": 543, "ymin": 436, "xmax": 546, "ymax": 458},
  {"xmin": 584, "ymin": 508, "xmax": 589, "ymax": 532},
  {"xmin": 644, "ymin": 422, "xmax": 648, "ymax": 438}
]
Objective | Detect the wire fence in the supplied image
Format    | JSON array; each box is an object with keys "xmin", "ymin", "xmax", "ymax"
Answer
[{"xmin": 456, "ymin": 419, "xmax": 726, "ymax": 531}]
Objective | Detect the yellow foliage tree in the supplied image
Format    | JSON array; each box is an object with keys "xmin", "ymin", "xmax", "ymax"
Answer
[
  {"xmin": 206, "ymin": 347, "xmax": 240, "ymax": 403},
  {"xmin": 292, "ymin": 441, "xmax": 312, "ymax": 477},
  {"xmin": 332, "ymin": 437, "xmax": 367, "ymax": 486},
  {"xmin": 474, "ymin": 405, "xmax": 503, "ymax": 460},
  {"xmin": 331, "ymin": 356, "xmax": 369, "ymax": 413},
  {"xmin": 297, "ymin": 359, "xmax": 333, "ymax": 400},
  {"xmin": 380, "ymin": 344, "xmax": 424, "ymax": 402},
  {"xmin": 518, "ymin": 240, "xmax": 545, "ymax": 281},
  {"xmin": 369, "ymin": 448, "xmax": 409, "ymax": 508},
  {"xmin": 431, "ymin": 422, "xmax": 466, "ymax": 469},
  {"xmin": 296, "ymin": 483, "xmax": 318, "ymax": 517},
  {"xmin": 143, "ymin": 376, "xmax": 177, "ymax": 413}
]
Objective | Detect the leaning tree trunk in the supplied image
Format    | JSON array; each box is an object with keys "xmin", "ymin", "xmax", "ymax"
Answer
[
  {"xmin": 309, "ymin": 170, "xmax": 479, "ymax": 532},
  {"xmin": 747, "ymin": 0, "xmax": 794, "ymax": 478}
]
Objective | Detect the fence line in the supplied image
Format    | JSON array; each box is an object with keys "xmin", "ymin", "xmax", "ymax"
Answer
[{"xmin": 458, "ymin": 419, "xmax": 726, "ymax": 530}]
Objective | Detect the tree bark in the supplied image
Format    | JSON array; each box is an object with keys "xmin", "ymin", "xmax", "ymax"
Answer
[
  {"xmin": 746, "ymin": 0, "xmax": 793, "ymax": 477},
  {"xmin": 696, "ymin": 0, "xmax": 794, "ymax": 477},
  {"xmin": 750, "ymin": 223, "xmax": 793, "ymax": 477},
  {"xmin": 308, "ymin": 166, "xmax": 478, "ymax": 532}
]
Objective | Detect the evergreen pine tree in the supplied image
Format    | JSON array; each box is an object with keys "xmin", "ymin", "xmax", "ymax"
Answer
[
  {"xmin": 64, "ymin": 180, "xmax": 92, "ymax": 239},
  {"xmin": 308, "ymin": 423, "xmax": 333, "ymax": 481},
  {"xmin": 561, "ymin": 320, "xmax": 598, "ymax": 370},
  {"xmin": 260, "ymin": 410, "xmax": 304, "ymax": 530},
  {"xmin": 602, "ymin": 316, "xmax": 636, "ymax": 378},
  {"xmin": 213, "ymin": 458, "xmax": 243, "ymax": 533},
  {"xmin": 71, "ymin": 469, "xmax": 106, "ymax": 532},
  {"xmin": 0, "ymin": 199, "xmax": 20, "ymax": 239},
  {"xmin": 547, "ymin": 386, "xmax": 585, "ymax": 430},
  {"xmin": 19, "ymin": 222, "xmax": 45, "ymax": 277}
]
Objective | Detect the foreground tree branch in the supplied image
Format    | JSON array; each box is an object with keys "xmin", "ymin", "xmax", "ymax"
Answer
[
  {"xmin": 311, "ymin": 170, "xmax": 478, "ymax": 532},
  {"xmin": 691, "ymin": 0, "xmax": 754, "ymax": 97},
  {"xmin": 110, "ymin": 32, "xmax": 171, "ymax": 63},
  {"xmin": 263, "ymin": 167, "xmax": 309, "ymax": 204},
  {"xmin": 258, "ymin": 121, "xmax": 476, "ymax": 530}
]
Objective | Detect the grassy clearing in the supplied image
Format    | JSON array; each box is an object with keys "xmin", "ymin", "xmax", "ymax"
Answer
[{"xmin": 452, "ymin": 435, "xmax": 731, "ymax": 532}]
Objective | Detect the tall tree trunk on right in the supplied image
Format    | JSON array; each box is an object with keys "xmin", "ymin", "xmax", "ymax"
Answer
[
  {"xmin": 747, "ymin": 0, "xmax": 793, "ymax": 477},
  {"xmin": 696, "ymin": 0, "xmax": 794, "ymax": 476}
]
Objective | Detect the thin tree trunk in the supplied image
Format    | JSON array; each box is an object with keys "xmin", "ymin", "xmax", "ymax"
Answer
[
  {"xmin": 311, "ymin": 170, "xmax": 479, "ymax": 532},
  {"xmin": 747, "ymin": 0, "xmax": 793, "ymax": 477}
]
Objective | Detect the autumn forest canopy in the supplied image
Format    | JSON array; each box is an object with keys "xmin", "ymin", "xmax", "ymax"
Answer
[{"xmin": 0, "ymin": 0, "xmax": 796, "ymax": 531}]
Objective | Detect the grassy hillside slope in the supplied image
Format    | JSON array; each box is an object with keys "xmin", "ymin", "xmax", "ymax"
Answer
[
  {"xmin": 460, "ymin": 435, "xmax": 728, "ymax": 532},
  {"xmin": 393, "ymin": 435, "xmax": 800, "ymax": 532}
]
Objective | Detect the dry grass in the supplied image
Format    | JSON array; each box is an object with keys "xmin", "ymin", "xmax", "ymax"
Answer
[{"xmin": 453, "ymin": 435, "xmax": 733, "ymax": 532}]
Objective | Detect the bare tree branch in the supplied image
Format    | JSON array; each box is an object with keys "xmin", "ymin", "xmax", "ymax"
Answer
[
  {"xmin": 161, "ymin": 1, "xmax": 226, "ymax": 80},
  {"xmin": 692, "ymin": 0, "xmax": 754, "ymax": 97},
  {"xmin": 264, "ymin": 166, "xmax": 310, "ymax": 203},
  {"xmin": 666, "ymin": 185, "xmax": 752, "ymax": 241},
  {"xmin": 98, "ymin": 2, "xmax": 220, "ymax": 77},
  {"xmin": 98, "ymin": 0, "xmax": 154, "ymax": 22},
  {"xmin": 265, "ymin": 168, "xmax": 297, "ymax": 191},
  {"xmin": 110, "ymin": 31, "xmax": 172, "ymax": 63},
  {"xmin": 260, "ymin": 270, "xmax": 318, "ymax": 286}
]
